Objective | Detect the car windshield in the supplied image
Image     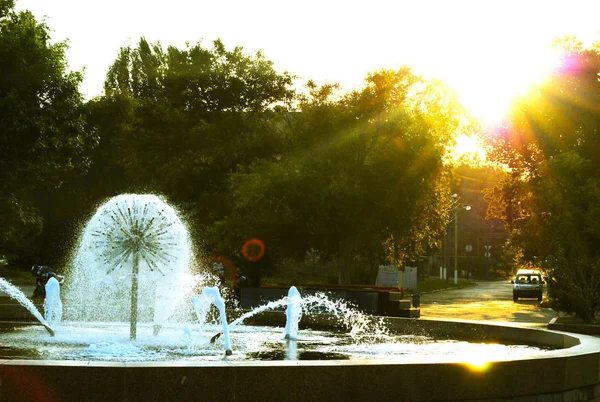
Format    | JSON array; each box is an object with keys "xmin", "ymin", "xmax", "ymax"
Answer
[{"xmin": 516, "ymin": 274, "xmax": 541, "ymax": 283}]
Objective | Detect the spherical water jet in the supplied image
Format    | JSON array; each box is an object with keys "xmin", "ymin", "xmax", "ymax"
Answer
[{"xmin": 65, "ymin": 194, "xmax": 194, "ymax": 340}]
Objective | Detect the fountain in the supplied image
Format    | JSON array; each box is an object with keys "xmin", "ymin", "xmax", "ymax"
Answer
[
  {"xmin": 64, "ymin": 193, "xmax": 193, "ymax": 340},
  {"xmin": 1, "ymin": 193, "xmax": 600, "ymax": 401}
]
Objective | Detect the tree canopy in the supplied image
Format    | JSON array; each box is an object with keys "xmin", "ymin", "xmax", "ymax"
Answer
[
  {"xmin": 210, "ymin": 69, "xmax": 466, "ymax": 283},
  {"xmin": 91, "ymin": 38, "xmax": 295, "ymax": 226},
  {"xmin": 1, "ymin": 8, "xmax": 476, "ymax": 287},
  {"xmin": 0, "ymin": 3, "xmax": 95, "ymax": 262},
  {"xmin": 485, "ymin": 40, "xmax": 600, "ymax": 321}
]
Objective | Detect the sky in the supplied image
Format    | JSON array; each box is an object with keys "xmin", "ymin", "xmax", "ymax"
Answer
[{"xmin": 15, "ymin": 0, "xmax": 600, "ymax": 122}]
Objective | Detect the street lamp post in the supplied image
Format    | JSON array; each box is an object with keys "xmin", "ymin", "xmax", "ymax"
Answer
[
  {"xmin": 443, "ymin": 231, "xmax": 448, "ymax": 281},
  {"xmin": 454, "ymin": 206, "xmax": 458, "ymax": 284}
]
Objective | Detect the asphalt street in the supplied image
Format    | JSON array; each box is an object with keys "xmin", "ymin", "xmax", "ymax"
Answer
[{"xmin": 419, "ymin": 279, "xmax": 558, "ymax": 326}]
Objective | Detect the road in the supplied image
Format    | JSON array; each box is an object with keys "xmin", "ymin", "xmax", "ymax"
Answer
[{"xmin": 419, "ymin": 279, "xmax": 558, "ymax": 326}]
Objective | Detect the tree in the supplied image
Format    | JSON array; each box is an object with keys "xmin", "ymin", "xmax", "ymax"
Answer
[
  {"xmin": 533, "ymin": 153, "xmax": 600, "ymax": 321},
  {"xmin": 485, "ymin": 40, "xmax": 600, "ymax": 321},
  {"xmin": 83, "ymin": 38, "xmax": 297, "ymax": 260},
  {"xmin": 213, "ymin": 68, "xmax": 468, "ymax": 284},
  {"xmin": 0, "ymin": 0, "xmax": 13, "ymax": 18},
  {"xmin": 0, "ymin": 4, "xmax": 95, "ymax": 263}
]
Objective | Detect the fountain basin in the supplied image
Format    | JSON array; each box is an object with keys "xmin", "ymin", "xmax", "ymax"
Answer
[
  {"xmin": 2, "ymin": 193, "xmax": 597, "ymax": 400},
  {"xmin": 1, "ymin": 316, "xmax": 599, "ymax": 401}
]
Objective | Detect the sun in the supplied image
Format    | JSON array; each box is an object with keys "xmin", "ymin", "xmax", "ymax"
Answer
[
  {"xmin": 449, "ymin": 46, "xmax": 563, "ymax": 124},
  {"xmin": 401, "ymin": 5, "xmax": 570, "ymax": 127}
]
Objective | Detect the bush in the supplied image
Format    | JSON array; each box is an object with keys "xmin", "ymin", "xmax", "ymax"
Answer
[{"xmin": 546, "ymin": 250, "xmax": 600, "ymax": 323}]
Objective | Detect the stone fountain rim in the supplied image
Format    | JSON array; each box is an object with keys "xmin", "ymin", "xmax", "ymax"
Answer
[
  {"xmin": 1, "ymin": 316, "xmax": 598, "ymax": 366},
  {"xmin": 2, "ymin": 317, "xmax": 600, "ymax": 401}
]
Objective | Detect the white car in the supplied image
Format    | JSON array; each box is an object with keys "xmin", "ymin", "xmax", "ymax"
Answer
[{"xmin": 511, "ymin": 269, "xmax": 544, "ymax": 302}]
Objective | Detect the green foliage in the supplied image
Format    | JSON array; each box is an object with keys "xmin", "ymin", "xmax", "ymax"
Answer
[
  {"xmin": 0, "ymin": 0, "xmax": 14, "ymax": 19},
  {"xmin": 213, "ymin": 68, "xmax": 465, "ymax": 283},
  {"xmin": 546, "ymin": 248, "xmax": 600, "ymax": 323},
  {"xmin": 485, "ymin": 43, "xmax": 600, "ymax": 321},
  {"xmin": 0, "ymin": 4, "xmax": 95, "ymax": 264},
  {"xmin": 84, "ymin": 38, "xmax": 297, "ymax": 265},
  {"xmin": 528, "ymin": 153, "xmax": 600, "ymax": 322},
  {"xmin": 2, "ymin": 24, "xmax": 471, "ymax": 284}
]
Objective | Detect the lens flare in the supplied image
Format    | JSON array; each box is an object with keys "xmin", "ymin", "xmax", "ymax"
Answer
[
  {"xmin": 242, "ymin": 238, "xmax": 266, "ymax": 262},
  {"xmin": 464, "ymin": 358, "xmax": 491, "ymax": 372}
]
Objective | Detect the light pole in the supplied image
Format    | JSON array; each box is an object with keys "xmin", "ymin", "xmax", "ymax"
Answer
[{"xmin": 443, "ymin": 231, "xmax": 448, "ymax": 281}]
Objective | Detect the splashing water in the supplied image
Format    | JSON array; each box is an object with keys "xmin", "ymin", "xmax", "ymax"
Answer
[
  {"xmin": 229, "ymin": 298, "xmax": 290, "ymax": 329},
  {"xmin": 0, "ymin": 278, "xmax": 55, "ymax": 335},
  {"xmin": 222, "ymin": 289, "xmax": 388, "ymax": 343},
  {"xmin": 65, "ymin": 194, "xmax": 194, "ymax": 332},
  {"xmin": 285, "ymin": 338, "xmax": 298, "ymax": 360},
  {"xmin": 204, "ymin": 295, "xmax": 294, "ymax": 348},
  {"xmin": 0, "ymin": 278, "xmax": 555, "ymax": 363},
  {"xmin": 74, "ymin": 341, "xmax": 167, "ymax": 362},
  {"xmin": 301, "ymin": 293, "xmax": 390, "ymax": 342}
]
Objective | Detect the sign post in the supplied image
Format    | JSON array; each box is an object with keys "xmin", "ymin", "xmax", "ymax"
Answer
[
  {"xmin": 375, "ymin": 265, "xmax": 402, "ymax": 287},
  {"xmin": 484, "ymin": 245, "xmax": 491, "ymax": 279},
  {"xmin": 465, "ymin": 244, "xmax": 473, "ymax": 279}
]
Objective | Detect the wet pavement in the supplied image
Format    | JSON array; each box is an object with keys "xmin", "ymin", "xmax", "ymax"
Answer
[{"xmin": 418, "ymin": 279, "xmax": 558, "ymax": 326}]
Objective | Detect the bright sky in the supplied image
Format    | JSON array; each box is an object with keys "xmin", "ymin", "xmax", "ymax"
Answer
[{"xmin": 16, "ymin": 0, "xmax": 600, "ymax": 123}]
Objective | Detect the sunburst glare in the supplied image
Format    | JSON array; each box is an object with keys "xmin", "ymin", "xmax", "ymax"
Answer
[{"xmin": 451, "ymin": 134, "xmax": 488, "ymax": 164}]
